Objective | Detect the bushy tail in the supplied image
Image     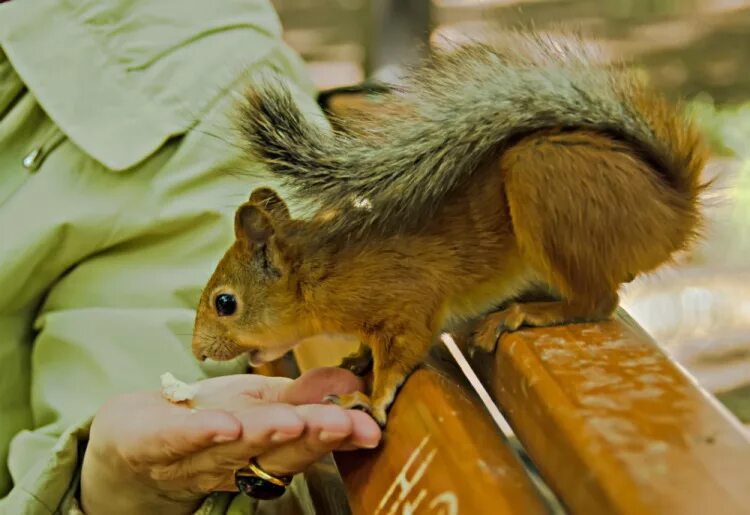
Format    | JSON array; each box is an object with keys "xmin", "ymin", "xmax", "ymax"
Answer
[{"xmin": 238, "ymin": 31, "xmax": 707, "ymax": 240}]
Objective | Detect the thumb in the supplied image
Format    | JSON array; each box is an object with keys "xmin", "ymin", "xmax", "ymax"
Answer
[{"xmin": 278, "ymin": 367, "xmax": 367, "ymax": 405}]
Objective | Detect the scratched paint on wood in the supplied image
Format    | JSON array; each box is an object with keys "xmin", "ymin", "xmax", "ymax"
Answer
[
  {"xmin": 472, "ymin": 311, "xmax": 750, "ymax": 515},
  {"xmin": 333, "ymin": 366, "xmax": 547, "ymax": 515},
  {"xmin": 375, "ymin": 435, "xmax": 458, "ymax": 515}
]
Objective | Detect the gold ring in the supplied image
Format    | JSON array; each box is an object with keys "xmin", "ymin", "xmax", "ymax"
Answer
[{"xmin": 236, "ymin": 458, "xmax": 292, "ymax": 488}]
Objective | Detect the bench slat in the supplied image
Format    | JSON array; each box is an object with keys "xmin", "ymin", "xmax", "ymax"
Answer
[
  {"xmin": 293, "ymin": 341, "xmax": 550, "ymax": 515},
  {"xmin": 471, "ymin": 309, "xmax": 750, "ymax": 515}
]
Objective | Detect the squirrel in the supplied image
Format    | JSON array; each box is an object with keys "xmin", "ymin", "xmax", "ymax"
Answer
[{"xmin": 192, "ymin": 31, "xmax": 708, "ymax": 427}]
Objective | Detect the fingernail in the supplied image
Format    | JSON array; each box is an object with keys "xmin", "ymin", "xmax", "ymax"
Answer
[
  {"xmin": 319, "ymin": 431, "xmax": 348, "ymax": 443},
  {"xmin": 361, "ymin": 440, "xmax": 380, "ymax": 449},
  {"xmin": 213, "ymin": 434, "xmax": 237, "ymax": 443},
  {"xmin": 271, "ymin": 432, "xmax": 297, "ymax": 443}
]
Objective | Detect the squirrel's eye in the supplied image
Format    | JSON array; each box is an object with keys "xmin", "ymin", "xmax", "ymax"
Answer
[{"xmin": 214, "ymin": 293, "xmax": 237, "ymax": 317}]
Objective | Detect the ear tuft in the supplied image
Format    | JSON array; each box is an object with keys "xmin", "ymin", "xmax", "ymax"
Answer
[
  {"xmin": 235, "ymin": 203, "xmax": 274, "ymax": 243},
  {"xmin": 249, "ymin": 187, "xmax": 290, "ymax": 220}
]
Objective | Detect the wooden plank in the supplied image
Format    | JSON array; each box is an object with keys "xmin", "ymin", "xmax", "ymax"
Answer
[
  {"xmin": 293, "ymin": 335, "xmax": 361, "ymax": 371},
  {"xmin": 251, "ymin": 351, "xmax": 300, "ymax": 378},
  {"xmin": 293, "ymin": 341, "xmax": 550, "ymax": 515},
  {"xmin": 471, "ymin": 309, "xmax": 750, "ymax": 515}
]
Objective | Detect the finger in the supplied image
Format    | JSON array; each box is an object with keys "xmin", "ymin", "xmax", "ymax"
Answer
[
  {"xmin": 168, "ymin": 403, "xmax": 365, "ymax": 491},
  {"xmin": 117, "ymin": 394, "xmax": 242, "ymax": 465},
  {"xmin": 276, "ymin": 368, "xmax": 366, "ymax": 405},
  {"xmin": 145, "ymin": 409, "xmax": 241, "ymax": 462},
  {"xmin": 255, "ymin": 404, "xmax": 354, "ymax": 476},
  {"xmin": 343, "ymin": 410, "xmax": 382, "ymax": 449},
  {"xmin": 213, "ymin": 477, "xmax": 241, "ymax": 493},
  {"xmin": 324, "ymin": 410, "xmax": 382, "ymax": 451},
  {"xmin": 155, "ymin": 403, "xmax": 305, "ymax": 480}
]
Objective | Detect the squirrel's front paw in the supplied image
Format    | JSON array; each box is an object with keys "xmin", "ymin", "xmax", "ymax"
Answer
[{"xmin": 324, "ymin": 392, "xmax": 387, "ymax": 428}]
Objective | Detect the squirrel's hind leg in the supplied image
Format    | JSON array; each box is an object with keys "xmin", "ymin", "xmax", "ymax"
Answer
[
  {"xmin": 473, "ymin": 131, "xmax": 649, "ymax": 351},
  {"xmin": 474, "ymin": 294, "xmax": 617, "ymax": 352}
]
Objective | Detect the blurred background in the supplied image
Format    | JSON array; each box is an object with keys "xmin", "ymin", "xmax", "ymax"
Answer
[{"xmin": 270, "ymin": 0, "xmax": 750, "ymax": 427}]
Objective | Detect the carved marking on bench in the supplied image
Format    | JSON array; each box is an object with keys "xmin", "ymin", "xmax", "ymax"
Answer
[
  {"xmin": 428, "ymin": 492, "xmax": 459, "ymax": 515},
  {"xmin": 375, "ymin": 435, "xmax": 459, "ymax": 515}
]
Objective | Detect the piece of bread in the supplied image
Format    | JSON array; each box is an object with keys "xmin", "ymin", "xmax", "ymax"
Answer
[{"xmin": 160, "ymin": 372, "xmax": 198, "ymax": 403}]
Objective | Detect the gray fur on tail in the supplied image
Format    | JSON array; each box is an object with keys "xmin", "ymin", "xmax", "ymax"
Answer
[{"xmin": 238, "ymin": 32, "xmax": 703, "ymax": 240}]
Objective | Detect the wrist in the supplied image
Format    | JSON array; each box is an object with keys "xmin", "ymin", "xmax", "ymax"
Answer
[{"xmin": 80, "ymin": 443, "xmax": 203, "ymax": 515}]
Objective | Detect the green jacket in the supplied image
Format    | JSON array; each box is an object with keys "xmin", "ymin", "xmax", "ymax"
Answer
[{"xmin": 0, "ymin": 1, "xmax": 323, "ymax": 513}]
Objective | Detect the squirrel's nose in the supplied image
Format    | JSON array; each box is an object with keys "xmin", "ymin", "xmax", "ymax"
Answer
[{"xmin": 191, "ymin": 339, "xmax": 208, "ymax": 361}]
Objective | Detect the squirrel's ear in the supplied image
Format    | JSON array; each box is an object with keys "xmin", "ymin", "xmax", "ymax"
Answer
[
  {"xmin": 235, "ymin": 203, "xmax": 274, "ymax": 244},
  {"xmin": 235, "ymin": 203, "xmax": 286, "ymax": 279},
  {"xmin": 249, "ymin": 187, "xmax": 290, "ymax": 221}
]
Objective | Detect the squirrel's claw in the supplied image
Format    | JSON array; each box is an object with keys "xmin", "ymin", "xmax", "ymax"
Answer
[{"xmin": 324, "ymin": 391, "xmax": 387, "ymax": 428}]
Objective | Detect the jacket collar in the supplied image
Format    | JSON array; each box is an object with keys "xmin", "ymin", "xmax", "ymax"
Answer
[{"xmin": 0, "ymin": 0, "xmax": 314, "ymax": 171}]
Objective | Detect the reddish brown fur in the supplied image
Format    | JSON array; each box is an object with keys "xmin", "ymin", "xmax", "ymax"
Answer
[
  {"xmin": 193, "ymin": 113, "xmax": 706, "ymax": 426},
  {"xmin": 192, "ymin": 31, "xmax": 710, "ymax": 428}
]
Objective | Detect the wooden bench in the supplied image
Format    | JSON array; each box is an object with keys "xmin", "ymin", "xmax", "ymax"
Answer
[{"xmin": 257, "ymin": 307, "xmax": 749, "ymax": 515}]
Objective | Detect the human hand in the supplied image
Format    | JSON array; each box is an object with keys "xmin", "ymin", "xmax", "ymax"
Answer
[{"xmin": 81, "ymin": 368, "xmax": 380, "ymax": 515}]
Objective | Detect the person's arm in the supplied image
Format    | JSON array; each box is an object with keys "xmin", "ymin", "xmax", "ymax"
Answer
[
  {"xmin": 0, "ymin": 78, "xmax": 329, "ymax": 514},
  {"xmin": 0, "ymin": 116, "xmax": 240, "ymax": 514}
]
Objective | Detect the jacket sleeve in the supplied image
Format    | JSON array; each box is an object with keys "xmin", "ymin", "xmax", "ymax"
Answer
[{"xmin": 0, "ymin": 73, "xmax": 325, "ymax": 515}]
